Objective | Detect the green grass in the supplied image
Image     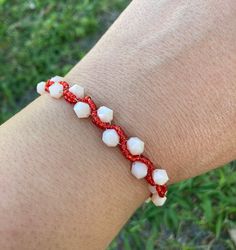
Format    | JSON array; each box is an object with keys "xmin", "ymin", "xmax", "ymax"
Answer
[
  {"xmin": 1, "ymin": 1, "xmax": 235, "ymax": 249},
  {"xmin": 109, "ymin": 162, "xmax": 236, "ymax": 250}
]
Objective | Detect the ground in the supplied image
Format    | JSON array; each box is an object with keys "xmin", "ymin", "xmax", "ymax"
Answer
[{"xmin": 0, "ymin": 1, "xmax": 236, "ymax": 249}]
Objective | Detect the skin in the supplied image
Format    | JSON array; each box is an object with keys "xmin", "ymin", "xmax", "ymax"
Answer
[{"xmin": 0, "ymin": 0, "xmax": 236, "ymax": 249}]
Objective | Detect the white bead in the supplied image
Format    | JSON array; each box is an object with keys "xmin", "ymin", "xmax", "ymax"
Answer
[
  {"xmin": 36, "ymin": 81, "xmax": 46, "ymax": 95},
  {"xmin": 145, "ymin": 197, "xmax": 152, "ymax": 203},
  {"xmin": 151, "ymin": 193, "xmax": 167, "ymax": 206},
  {"xmin": 50, "ymin": 75, "xmax": 64, "ymax": 83},
  {"xmin": 102, "ymin": 129, "xmax": 120, "ymax": 147},
  {"xmin": 49, "ymin": 83, "xmax": 63, "ymax": 99},
  {"xmin": 69, "ymin": 84, "xmax": 85, "ymax": 99},
  {"xmin": 97, "ymin": 106, "xmax": 113, "ymax": 123},
  {"xmin": 131, "ymin": 161, "xmax": 148, "ymax": 179},
  {"xmin": 73, "ymin": 102, "xmax": 91, "ymax": 118},
  {"xmin": 127, "ymin": 137, "xmax": 144, "ymax": 155},
  {"xmin": 148, "ymin": 184, "xmax": 157, "ymax": 194},
  {"xmin": 152, "ymin": 169, "xmax": 169, "ymax": 185}
]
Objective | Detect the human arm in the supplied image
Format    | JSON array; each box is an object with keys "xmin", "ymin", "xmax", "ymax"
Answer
[{"xmin": 0, "ymin": 0, "xmax": 236, "ymax": 249}]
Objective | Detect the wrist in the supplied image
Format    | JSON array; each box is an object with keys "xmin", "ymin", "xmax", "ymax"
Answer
[
  {"xmin": 0, "ymin": 93, "xmax": 149, "ymax": 249},
  {"xmin": 65, "ymin": 53, "xmax": 236, "ymax": 184}
]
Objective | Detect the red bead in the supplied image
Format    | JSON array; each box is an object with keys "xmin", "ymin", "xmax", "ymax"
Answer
[
  {"xmin": 156, "ymin": 184, "xmax": 167, "ymax": 197},
  {"xmin": 59, "ymin": 81, "xmax": 70, "ymax": 90},
  {"xmin": 91, "ymin": 110, "xmax": 110, "ymax": 129},
  {"xmin": 145, "ymin": 172, "xmax": 156, "ymax": 186},
  {"xmin": 45, "ymin": 80, "xmax": 54, "ymax": 92},
  {"xmin": 45, "ymin": 79, "xmax": 70, "ymax": 92},
  {"xmin": 63, "ymin": 89, "xmax": 77, "ymax": 104},
  {"xmin": 85, "ymin": 96, "xmax": 97, "ymax": 112},
  {"xmin": 111, "ymin": 125, "xmax": 128, "ymax": 142}
]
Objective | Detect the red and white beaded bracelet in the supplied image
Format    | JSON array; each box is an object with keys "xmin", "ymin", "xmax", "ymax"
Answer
[{"xmin": 37, "ymin": 76, "xmax": 169, "ymax": 206}]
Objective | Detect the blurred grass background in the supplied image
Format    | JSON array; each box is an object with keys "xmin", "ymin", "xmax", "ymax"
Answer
[{"xmin": 0, "ymin": 1, "xmax": 236, "ymax": 249}]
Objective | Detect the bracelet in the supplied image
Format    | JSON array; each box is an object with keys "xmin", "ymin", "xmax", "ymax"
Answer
[{"xmin": 36, "ymin": 76, "xmax": 169, "ymax": 206}]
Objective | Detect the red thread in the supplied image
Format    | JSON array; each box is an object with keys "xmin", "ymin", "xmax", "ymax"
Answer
[
  {"xmin": 156, "ymin": 184, "xmax": 167, "ymax": 198},
  {"xmin": 44, "ymin": 80, "xmax": 168, "ymax": 197},
  {"xmin": 45, "ymin": 80, "xmax": 69, "ymax": 92},
  {"xmin": 63, "ymin": 89, "xmax": 77, "ymax": 104},
  {"xmin": 60, "ymin": 81, "xmax": 70, "ymax": 90},
  {"xmin": 45, "ymin": 80, "xmax": 54, "ymax": 92}
]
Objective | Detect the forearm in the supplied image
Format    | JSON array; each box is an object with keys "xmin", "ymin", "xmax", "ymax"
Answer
[
  {"xmin": 0, "ymin": 0, "xmax": 236, "ymax": 249},
  {"xmin": 67, "ymin": 0, "xmax": 236, "ymax": 181},
  {"xmin": 0, "ymin": 95, "xmax": 148, "ymax": 249}
]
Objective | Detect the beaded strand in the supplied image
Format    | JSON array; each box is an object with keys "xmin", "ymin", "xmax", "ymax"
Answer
[{"xmin": 37, "ymin": 76, "xmax": 169, "ymax": 206}]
